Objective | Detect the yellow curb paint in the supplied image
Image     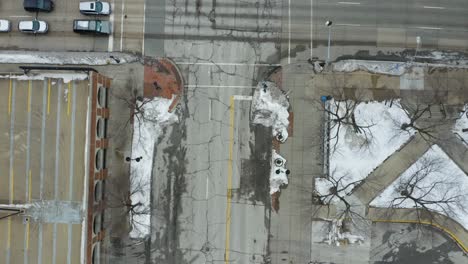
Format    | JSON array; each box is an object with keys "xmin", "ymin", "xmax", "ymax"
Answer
[
  {"xmin": 7, "ymin": 218, "xmax": 11, "ymax": 249},
  {"xmin": 26, "ymin": 221, "xmax": 30, "ymax": 250},
  {"xmin": 373, "ymin": 219, "xmax": 468, "ymax": 253},
  {"xmin": 224, "ymin": 96, "xmax": 234, "ymax": 264}
]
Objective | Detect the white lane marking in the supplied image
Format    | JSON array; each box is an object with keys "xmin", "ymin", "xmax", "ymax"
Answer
[
  {"xmin": 336, "ymin": 23, "xmax": 361, "ymax": 27},
  {"xmin": 186, "ymin": 85, "xmax": 256, "ymax": 89},
  {"xmin": 423, "ymin": 6, "xmax": 445, "ymax": 9},
  {"xmin": 120, "ymin": 0, "xmax": 125, "ymax": 52},
  {"xmin": 338, "ymin": 2, "xmax": 361, "ymax": 5},
  {"xmin": 416, "ymin": 26, "xmax": 442, "ymax": 30},
  {"xmin": 233, "ymin": 95, "xmax": 253, "ymax": 101},
  {"xmin": 176, "ymin": 61, "xmax": 281, "ymax": 67},
  {"xmin": 310, "ymin": 0, "xmax": 313, "ymax": 58},
  {"xmin": 9, "ymin": 15, "xmax": 32, "ymax": 18},
  {"xmin": 108, "ymin": 1, "xmax": 115, "ymax": 51},
  {"xmin": 288, "ymin": 0, "xmax": 291, "ymax": 64}
]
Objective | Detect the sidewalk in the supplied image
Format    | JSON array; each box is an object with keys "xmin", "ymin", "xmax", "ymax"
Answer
[{"xmin": 143, "ymin": 57, "xmax": 184, "ymax": 112}]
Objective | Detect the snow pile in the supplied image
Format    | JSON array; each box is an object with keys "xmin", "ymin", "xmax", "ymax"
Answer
[
  {"xmin": 333, "ymin": 60, "xmax": 407, "ymax": 76},
  {"xmin": 453, "ymin": 105, "xmax": 468, "ymax": 145},
  {"xmin": 317, "ymin": 100, "xmax": 414, "ymax": 198},
  {"xmin": 0, "ymin": 51, "xmax": 139, "ymax": 65},
  {"xmin": 0, "ymin": 73, "xmax": 88, "ymax": 83},
  {"xmin": 370, "ymin": 145, "xmax": 468, "ymax": 230},
  {"xmin": 323, "ymin": 219, "xmax": 365, "ymax": 246},
  {"xmin": 251, "ymin": 81, "xmax": 290, "ymax": 142},
  {"xmin": 270, "ymin": 150, "xmax": 289, "ymax": 194},
  {"xmin": 130, "ymin": 96, "xmax": 178, "ymax": 238}
]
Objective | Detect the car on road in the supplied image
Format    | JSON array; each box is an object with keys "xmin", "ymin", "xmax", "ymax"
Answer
[
  {"xmin": 79, "ymin": 1, "xmax": 111, "ymax": 15},
  {"xmin": 0, "ymin": 20, "xmax": 11, "ymax": 32},
  {"xmin": 23, "ymin": 0, "xmax": 54, "ymax": 12},
  {"xmin": 19, "ymin": 20, "xmax": 48, "ymax": 34},
  {"xmin": 73, "ymin": 20, "xmax": 111, "ymax": 35}
]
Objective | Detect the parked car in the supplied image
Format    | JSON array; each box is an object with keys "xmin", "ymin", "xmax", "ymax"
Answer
[
  {"xmin": 73, "ymin": 20, "xmax": 110, "ymax": 35},
  {"xmin": 23, "ymin": 0, "xmax": 54, "ymax": 12},
  {"xmin": 79, "ymin": 1, "xmax": 111, "ymax": 15},
  {"xmin": 19, "ymin": 20, "xmax": 48, "ymax": 34},
  {"xmin": 0, "ymin": 20, "xmax": 11, "ymax": 32}
]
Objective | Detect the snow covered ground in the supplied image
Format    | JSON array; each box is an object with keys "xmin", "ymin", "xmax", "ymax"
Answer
[
  {"xmin": 0, "ymin": 51, "xmax": 139, "ymax": 65},
  {"xmin": 129, "ymin": 96, "xmax": 178, "ymax": 238},
  {"xmin": 316, "ymin": 100, "xmax": 414, "ymax": 198},
  {"xmin": 453, "ymin": 105, "xmax": 468, "ymax": 145},
  {"xmin": 370, "ymin": 145, "xmax": 468, "ymax": 230},
  {"xmin": 251, "ymin": 81, "xmax": 290, "ymax": 142}
]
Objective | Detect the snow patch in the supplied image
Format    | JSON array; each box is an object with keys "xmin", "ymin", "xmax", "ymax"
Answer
[
  {"xmin": 251, "ymin": 81, "xmax": 290, "ymax": 142},
  {"xmin": 370, "ymin": 145, "xmax": 468, "ymax": 230},
  {"xmin": 129, "ymin": 96, "xmax": 178, "ymax": 238},
  {"xmin": 0, "ymin": 51, "xmax": 139, "ymax": 65},
  {"xmin": 453, "ymin": 105, "xmax": 468, "ymax": 145},
  {"xmin": 333, "ymin": 60, "xmax": 407, "ymax": 76},
  {"xmin": 1, "ymin": 73, "xmax": 88, "ymax": 83},
  {"xmin": 269, "ymin": 150, "xmax": 289, "ymax": 194}
]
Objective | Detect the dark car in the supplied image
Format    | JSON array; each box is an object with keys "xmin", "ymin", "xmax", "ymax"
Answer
[
  {"xmin": 23, "ymin": 0, "xmax": 54, "ymax": 12},
  {"xmin": 73, "ymin": 20, "xmax": 111, "ymax": 35}
]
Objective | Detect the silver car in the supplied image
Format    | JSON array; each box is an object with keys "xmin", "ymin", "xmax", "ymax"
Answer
[
  {"xmin": 19, "ymin": 20, "xmax": 48, "ymax": 34},
  {"xmin": 79, "ymin": 1, "xmax": 111, "ymax": 15},
  {"xmin": 0, "ymin": 19, "xmax": 11, "ymax": 32}
]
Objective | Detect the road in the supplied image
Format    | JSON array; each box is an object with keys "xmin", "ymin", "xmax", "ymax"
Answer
[{"xmin": 288, "ymin": 0, "xmax": 468, "ymax": 63}]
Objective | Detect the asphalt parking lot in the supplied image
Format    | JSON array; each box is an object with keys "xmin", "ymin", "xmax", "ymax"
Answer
[
  {"xmin": 0, "ymin": 0, "xmax": 145, "ymax": 53},
  {"xmin": 0, "ymin": 75, "xmax": 88, "ymax": 264}
]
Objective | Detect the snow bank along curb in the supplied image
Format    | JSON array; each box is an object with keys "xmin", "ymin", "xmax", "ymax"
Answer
[
  {"xmin": 0, "ymin": 73, "xmax": 88, "ymax": 83},
  {"xmin": 333, "ymin": 58, "xmax": 468, "ymax": 76},
  {"xmin": 129, "ymin": 96, "xmax": 178, "ymax": 238},
  {"xmin": 0, "ymin": 51, "xmax": 139, "ymax": 65},
  {"xmin": 251, "ymin": 81, "xmax": 290, "ymax": 142},
  {"xmin": 453, "ymin": 104, "xmax": 468, "ymax": 145},
  {"xmin": 270, "ymin": 150, "xmax": 290, "ymax": 194}
]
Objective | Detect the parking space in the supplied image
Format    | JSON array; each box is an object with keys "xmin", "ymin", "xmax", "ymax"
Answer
[
  {"xmin": 0, "ymin": 75, "xmax": 88, "ymax": 264},
  {"xmin": 0, "ymin": 0, "xmax": 145, "ymax": 52}
]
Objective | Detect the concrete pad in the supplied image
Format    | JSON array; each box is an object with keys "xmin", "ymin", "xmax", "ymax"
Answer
[{"xmin": 377, "ymin": 28, "xmax": 406, "ymax": 48}]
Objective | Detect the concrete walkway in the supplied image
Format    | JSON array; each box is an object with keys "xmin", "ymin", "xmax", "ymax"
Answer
[{"xmin": 352, "ymin": 134, "xmax": 432, "ymax": 205}]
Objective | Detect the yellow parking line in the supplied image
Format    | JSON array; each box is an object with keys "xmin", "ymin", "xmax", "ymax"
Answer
[
  {"xmin": 373, "ymin": 219, "xmax": 468, "ymax": 253},
  {"xmin": 47, "ymin": 79, "xmax": 51, "ymax": 115},
  {"xmin": 8, "ymin": 79, "xmax": 12, "ymax": 115},
  {"xmin": 67, "ymin": 82, "xmax": 71, "ymax": 116},
  {"xmin": 224, "ymin": 96, "xmax": 234, "ymax": 264}
]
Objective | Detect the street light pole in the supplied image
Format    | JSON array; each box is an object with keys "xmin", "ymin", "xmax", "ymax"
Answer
[{"xmin": 326, "ymin": 20, "xmax": 333, "ymax": 63}]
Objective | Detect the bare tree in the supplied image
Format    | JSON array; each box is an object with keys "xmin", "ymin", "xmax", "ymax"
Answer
[
  {"xmin": 397, "ymin": 100, "xmax": 449, "ymax": 142},
  {"xmin": 387, "ymin": 154, "xmax": 466, "ymax": 224},
  {"xmin": 314, "ymin": 171, "xmax": 373, "ymax": 244}
]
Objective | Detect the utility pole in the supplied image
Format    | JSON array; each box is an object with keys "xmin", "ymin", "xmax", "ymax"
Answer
[{"xmin": 326, "ymin": 20, "xmax": 333, "ymax": 63}]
